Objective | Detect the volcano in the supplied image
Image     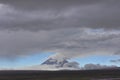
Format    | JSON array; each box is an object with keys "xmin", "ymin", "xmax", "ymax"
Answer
[
  {"xmin": 41, "ymin": 58, "xmax": 80, "ymax": 70},
  {"xmin": 20, "ymin": 58, "xmax": 80, "ymax": 70}
]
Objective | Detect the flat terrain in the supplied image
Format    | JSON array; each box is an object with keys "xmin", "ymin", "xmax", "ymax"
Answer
[{"xmin": 0, "ymin": 69, "xmax": 120, "ymax": 80}]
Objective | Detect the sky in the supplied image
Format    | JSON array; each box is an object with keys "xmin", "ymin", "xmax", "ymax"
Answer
[{"xmin": 0, "ymin": 0, "xmax": 120, "ymax": 70}]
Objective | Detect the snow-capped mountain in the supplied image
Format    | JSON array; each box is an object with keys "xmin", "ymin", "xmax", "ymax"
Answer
[
  {"xmin": 18, "ymin": 57, "xmax": 119, "ymax": 70},
  {"xmin": 18, "ymin": 57, "xmax": 80, "ymax": 70},
  {"xmin": 41, "ymin": 58, "xmax": 80, "ymax": 70}
]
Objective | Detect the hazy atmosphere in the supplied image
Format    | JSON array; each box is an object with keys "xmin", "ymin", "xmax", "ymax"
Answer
[{"xmin": 0, "ymin": 0, "xmax": 120, "ymax": 70}]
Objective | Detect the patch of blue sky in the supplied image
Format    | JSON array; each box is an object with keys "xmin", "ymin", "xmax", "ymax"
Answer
[
  {"xmin": 0, "ymin": 52, "xmax": 54, "ymax": 69},
  {"xmin": 69, "ymin": 55, "xmax": 120, "ymax": 67},
  {"xmin": 0, "ymin": 52, "xmax": 119, "ymax": 69}
]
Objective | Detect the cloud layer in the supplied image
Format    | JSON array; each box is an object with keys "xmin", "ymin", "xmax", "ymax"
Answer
[
  {"xmin": 0, "ymin": 0, "xmax": 120, "ymax": 31},
  {"xmin": 0, "ymin": 28, "xmax": 120, "ymax": 59},
  {"xmin": 0, "ymin": 0, "xmax": 120, "ymax": 59}
]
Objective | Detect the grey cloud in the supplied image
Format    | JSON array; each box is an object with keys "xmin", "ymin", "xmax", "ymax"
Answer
[
  {"xmin": 110, "ymin": 60, "xmax": 117, "ymax": 63},
  {"xmin": 0, "ymin": 0, "xmax": 107, "ymax": 10},
  {"xmin": 63, "ymin": 62, "xmax": 80, "ymax": 69},
  {"xmin": 83, "ymin": 64, "xmax": 117, "ymax": 70},
  {"xmin": 0, "ymin": 0, "xmax": 120, "ymax": 31},
  {"xmin": 0, "ymin": 0, "xmax": 120, "ymax": 60},
  {"xmin": 47, "ymin": 28, "xmax": 120, "ymax": 59},
  {"xmin": 110, "ymin": 59, "xmax": 120, "ymax": 63},
  {"xmin": 0, "ymin": 28, "xmax": 120, "ymax": 59}
]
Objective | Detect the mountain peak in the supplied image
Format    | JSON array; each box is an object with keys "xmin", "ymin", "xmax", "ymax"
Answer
[
  {"xmin": 41, "ymin": 58, "xmax": 69, "ymax": 67},
  {"xmin": 40, "ymin": 57, "xmax": 80, "ymax": 70}
]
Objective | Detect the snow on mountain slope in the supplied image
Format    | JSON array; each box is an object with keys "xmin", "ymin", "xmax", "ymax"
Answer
[
  {"xmin": 20, "ymin": 58, "xmax": 80, "ymax": 70},
  {"xmin": 40, "ymin": 57, "xmax": 80, "ymax": 70}
]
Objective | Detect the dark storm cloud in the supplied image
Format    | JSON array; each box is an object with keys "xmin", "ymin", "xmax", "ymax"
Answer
[
  {"xmin": 0, "ymin": 0, "xmax": 106, "ymax": 10},
  {"xmin": 0, "ymin": 0, "xmax": 120, "ymax": 59},
  {"xmin": 0, "ymin": 0, "xmax": 120, "ymax": 31}
]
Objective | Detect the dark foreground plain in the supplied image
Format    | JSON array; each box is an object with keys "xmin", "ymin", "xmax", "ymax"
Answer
[{"xmin": 0, "ymin": 69, "xmax": 120, "ymax": 80}]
